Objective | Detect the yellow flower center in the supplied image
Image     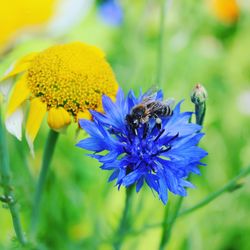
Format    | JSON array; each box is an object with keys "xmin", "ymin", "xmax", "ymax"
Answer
[{"xmin": 27, "ymin": 42, "xmax": 118, "ymax": 119}]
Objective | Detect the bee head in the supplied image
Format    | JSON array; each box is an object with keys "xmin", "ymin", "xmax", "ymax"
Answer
[{"xmin": 132, "ymin": 105, "xmax": 146, "ymax": 118}]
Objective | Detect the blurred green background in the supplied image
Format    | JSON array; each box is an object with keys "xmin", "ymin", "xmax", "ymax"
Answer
[{"xmin": 1, "ymin": 0, "xmax": 250, "ymax": 249}]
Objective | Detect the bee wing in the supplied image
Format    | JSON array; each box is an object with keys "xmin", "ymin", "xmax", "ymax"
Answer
[
  {"xmin": 146, "ymin": 101, "xmax": 163, "ymax": 114},
  {"xmin": 141, "ymin": 86, "xmax": 158, "ymax": 103},
  {"xmin": 141, "ymin": 95, "xmax": 156, "ymax": 106},
  {"xmin": 143, "ymin": 85, "xmax": 158, "ymax": 96},
  {"xmin": 164, "ymin": 98, "xmax": 175, "ymax": 110}
]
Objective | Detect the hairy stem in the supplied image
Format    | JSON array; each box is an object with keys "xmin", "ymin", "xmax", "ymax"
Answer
[{"xmin": 0, "ymin": 106, "xmax": 26, "ymax": 245}]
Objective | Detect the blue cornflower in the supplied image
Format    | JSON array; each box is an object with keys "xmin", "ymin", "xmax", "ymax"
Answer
[
  {"xmin": 77, "ymin": 89, "xmax": 207, "ymax": 204},
  {"xmin": 97, "ymin": 0, "xmax": 123, "ymax": 26}
]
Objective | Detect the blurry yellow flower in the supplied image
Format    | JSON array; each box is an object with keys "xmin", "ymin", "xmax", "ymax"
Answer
[
  {"xmin": 0, "ymin": 0, "xmax": 93, "ymax": 54},
  {"xmin": 0, "ymin": 42, "xmax": 118, "ymax": 153},
  {"xmin": 211, "ymin": 0, "xmax": 239, "ymax": 23},
  {"xmin": 0, "ymin": 0, "xmax": 55, "ymax": 52}
]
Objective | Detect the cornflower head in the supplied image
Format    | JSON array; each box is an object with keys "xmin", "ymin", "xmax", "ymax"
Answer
[
  {"xmin": 77, "ymin": 89, "xmax": 207, "ymax": 204},
  {"xmin": 0, "ymin": 42, "xmax": 118, "ymax": 154}
]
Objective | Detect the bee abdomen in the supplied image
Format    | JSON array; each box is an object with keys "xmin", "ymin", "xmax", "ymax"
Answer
[{"xmin": 163, "ymin": 105, "xmax": 172, "ymax": 116}]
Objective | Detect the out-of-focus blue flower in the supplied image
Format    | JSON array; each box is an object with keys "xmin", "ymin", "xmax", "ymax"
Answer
[
  {"xmin": 77, "ymin": 89, "xmax": 207, "ymax": 204},
  {"xmin": 97, "ymin": 0, "xmax": 123, "ymax": 26}
]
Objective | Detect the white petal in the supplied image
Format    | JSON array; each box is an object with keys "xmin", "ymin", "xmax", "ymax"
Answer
[
  {"xmin": 5, "ymin": 108, "xmax": 24, "ymax": 140},
  {"xmin": 0, "ymin": 78, "xmax": 13, "ymax": 100},
  {"xmin": 47, "ymin": 0, "xmax": 93, "ymax": 36}
]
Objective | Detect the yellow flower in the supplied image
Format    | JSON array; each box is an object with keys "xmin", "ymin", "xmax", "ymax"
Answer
[
  {"xmin": 0, "ymin": 0, "xmax": 93, "ymax": 54},
  {"xmin": 0, "ymin": 0, "xmax": 55, "ymax": 52},
  {"xmin": 0, "ymin": 42, "xmax": 118, "ymax": 154},
  {"xmin": 211, "ymin": 0, "xmax": 239, "ymax": 23}
]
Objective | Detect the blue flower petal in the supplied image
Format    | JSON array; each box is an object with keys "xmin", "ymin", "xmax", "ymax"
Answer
[
  {"xmin": 122, "ymin": 168, "xmax": 142, "ymax": 187},
  {"xmin": 158, "ymin": 177, "xmax": 168, "ymax": 204},
  {"xmin": 79, "ymin": 119, "xmax": 103, "ymax": 137},
  {"xmin": 145, "ymin": 173, "xmax": 159, "ymax": 192},
  {"xmin": 109, "ymin": 169, "xmax": 119, "ymax": 182},
  {"xmin": 136, "ymin": 177, "xmax": 144, "ymax": 192},
  {"xmin": 76, "ymin": 138, "xmax": 106, "ymax": 152},
  {"xmin": 99, "ymin": 151, "xmax": 120, "ymax": 163}
]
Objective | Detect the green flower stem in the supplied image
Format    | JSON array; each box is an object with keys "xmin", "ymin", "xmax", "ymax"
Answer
[
  {"xmin": 113, "ymin": 186, "xmax": 134, "ymax": 250},
  {"xmin": 131, "ymin": 165, "xmax": 250, "ymax": 237},
  {"xmin": 158, "ymin": 197, "xmax": 183, "ymax": 250},
  {"xmin": 156, "ymin": 0, "xmax": 171, "ymax": 88},
  {"xmin": 15, "ymin": 139, "xmax": 34, "ymax": 183},
  {"xmin": 158, "ymin": 92, "xmax": 207, "ymax": 249},
  {"xmin": 158, "ymin": 202, "xmax": 170, "ymax": 250},
  {"xmin": 0, "ymin": 106, "xmax": 26, "ymax": 245},
  {"xmin": 30, "ymin": 129, "xmax": 59, "ymax": 235},
  {"xmin": 179, "ymin": 166, "xmax": 250, "ymax": 217}
]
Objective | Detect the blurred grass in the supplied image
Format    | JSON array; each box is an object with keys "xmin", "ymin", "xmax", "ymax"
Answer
[{"xmin": 1, "ymin": 0, "xmax": 250, "ymax": 249}]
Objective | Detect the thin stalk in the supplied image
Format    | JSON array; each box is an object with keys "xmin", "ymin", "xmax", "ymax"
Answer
[
  {"xmin": 131, "ymin": 165, "xmax": 250, "ymax": 236},
  {"xmin": 30, "ymin": 129, "xmax": 59, "ymax": 235},
  {"xmin": 14, "ymin": 139, "xmax": 33, "ymax": 182},
  {"xmin": 158, "ymin": 202, "xmax": 170, "ymax": 250},
  {"xmin": 158, "ymin": 85, "xmax": 207, "ymax": 249},
  {"xmin": 179, "ymin": 166, "xmax": 250, "ymax": 217},
  {"xmin": 156, "ymin": 0, "xmax": 171, "ymax": 88},
  {"xmin": 0, "ymin": 106, "xmax": 26, "ymax": 245},
  {"xmin": 113, "ymin": 186, "xmax": 134, "ymax": 250},
  {"xmin": 158, "ymin": 197, "xmax": 182, "ymax": 250}
]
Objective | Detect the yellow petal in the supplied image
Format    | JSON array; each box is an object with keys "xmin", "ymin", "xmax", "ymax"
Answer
[
  {"xmin": 25, "ymin": 98, "xmax": 47, "ymax": 155},
  {"xmin": 47, "ymin": 107, "xmax": 71, "ymax": 132},
  {"xmin": 1, "ymin": 52, "xmax": 37, "ymax": 81},
  {"xmin": 6, "ymin": 74, "xmax": 30, "ymax": 117}
]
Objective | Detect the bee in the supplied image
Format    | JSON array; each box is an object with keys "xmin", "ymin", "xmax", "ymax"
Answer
[{"xmin": 126, "ymin": 92, "xmax": 174, "ymax": 133}]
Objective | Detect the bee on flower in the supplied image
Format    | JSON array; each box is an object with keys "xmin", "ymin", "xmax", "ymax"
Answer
[
  {"xmin": 77, "ymin": 89, "xmax": 207, "ymax": 204},
  {"xmin": 0, "ymin": 42, "xmax": 118, "ymax": 154}
]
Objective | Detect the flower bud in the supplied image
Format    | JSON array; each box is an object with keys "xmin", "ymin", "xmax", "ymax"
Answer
[{"xmin": 191, "ymin": 83, "xmax": 208, "ymax": 105}]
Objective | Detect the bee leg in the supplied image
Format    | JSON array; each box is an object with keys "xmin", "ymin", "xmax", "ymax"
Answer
[
  {"xmin": 155, "ymin": 117, "xmax": 162, "ymax": 130},
  {"xmin": 134, "ymin": 128, "xmax": 138, "ymax": 136}
]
